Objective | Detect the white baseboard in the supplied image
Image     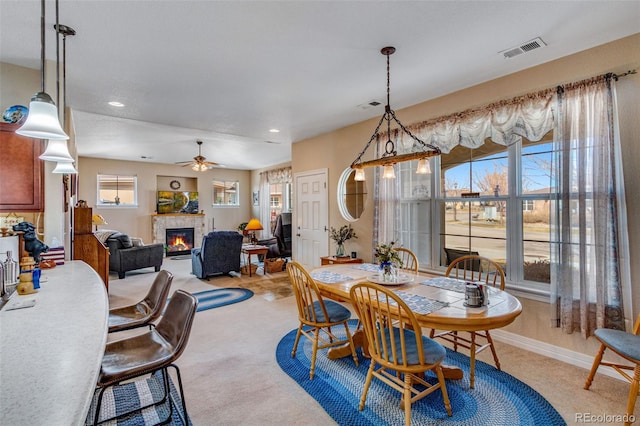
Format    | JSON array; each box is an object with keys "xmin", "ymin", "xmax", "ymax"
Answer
[{"xmin": 490, "ymin": 329, "xmax": 625, "ymax": 382}]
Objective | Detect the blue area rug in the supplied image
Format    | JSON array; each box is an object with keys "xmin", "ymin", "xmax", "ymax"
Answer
[
  {"xmin": 192, "ymin": 288, "xmax": 253, "ymax": 312},
  {"xmin": 276, "ymin": 320, "xmax": 566, "ymax": 425},
  {"xmin": 85, "ymin": 371, "xmax": 191, "ymax": 425}
]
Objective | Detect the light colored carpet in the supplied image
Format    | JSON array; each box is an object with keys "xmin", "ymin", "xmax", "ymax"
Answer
[{"xmin": 107, "ymin": 260, "xmax": 629, "ymax": 425}]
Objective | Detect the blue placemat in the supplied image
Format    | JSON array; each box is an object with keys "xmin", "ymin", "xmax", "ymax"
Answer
[
  {"xmin": 311, "ymin": 270, "xmax": 354, "ymax": 284},
  {"xmin": 379, "ymin": 290, "xmax": 449, "ymax": 315},
  {"xmin": 351, "ymin": 263, "xmax": 381, "ymax": 272},
  {"xmin": 421, "ymin": 276, "xmax": 467, "ymax": 293}
]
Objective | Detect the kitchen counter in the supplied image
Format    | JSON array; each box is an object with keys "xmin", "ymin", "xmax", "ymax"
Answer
[{"xmin": 0, "ymin": 261, "xmax": 108, "ymax": 425}]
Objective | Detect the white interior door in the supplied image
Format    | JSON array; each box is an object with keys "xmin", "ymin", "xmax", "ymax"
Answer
[{"xmin": 294, "ymin": 169, "xmax": 328, "ymax": 269}]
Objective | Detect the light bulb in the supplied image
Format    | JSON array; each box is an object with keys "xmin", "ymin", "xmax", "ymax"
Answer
[{"xmin": 382, "ymin": 164, "xmax": 396, "ymax": 179}]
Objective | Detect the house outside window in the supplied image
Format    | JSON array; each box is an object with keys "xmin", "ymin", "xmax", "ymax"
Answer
[{"xmin": 97, "ymin": 174, "xmax": 137, "ymax": 207}]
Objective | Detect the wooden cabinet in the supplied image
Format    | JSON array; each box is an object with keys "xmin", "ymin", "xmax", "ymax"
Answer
[
  {"xmin": 320, "ymin": 256, "xmax": 363, "ymax": 266},
  {"xmin": 73, "ymin": 207, "xmax": 110, "ymax": 289},
  {"xmin": 0, "ymin": 121, "xmax": 45, "ymax": 212}
]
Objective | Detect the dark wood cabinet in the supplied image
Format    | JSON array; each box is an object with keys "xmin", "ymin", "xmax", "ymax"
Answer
[
  {"xmin": 73, "ymin": 207, "xmax": 110, "ymax": 290},
  {"xmin": 0, "ymin": 121, "xmax": 45, "ymax": 212}
]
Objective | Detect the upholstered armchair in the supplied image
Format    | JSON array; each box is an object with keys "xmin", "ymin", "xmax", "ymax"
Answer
[
  {"xmin": 191, "ymin": 231, "xmax": 243, "ymax": 279},
  {"xmin": 105, "ymin": 233, "xmax": 164, "ymax": 279},
  {"xmin": 273, "ymin": 212, "xmax": 292, "ymax": 258}
]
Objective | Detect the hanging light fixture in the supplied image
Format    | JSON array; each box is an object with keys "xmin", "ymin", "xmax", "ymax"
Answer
[
  {"xmin": 16, "ymin": 0, "xmax": 68, "ymax": 141},
  {"xmin": 350, "ymin": 46, "xmax": 440, "ymax": 181},
  {"xmin": 52, "ymin": 161, "xmax": 78, "ymax": 174},
  {"xmin": 40, "ymin": 1, "xmax": 76, "ymax": 163}
]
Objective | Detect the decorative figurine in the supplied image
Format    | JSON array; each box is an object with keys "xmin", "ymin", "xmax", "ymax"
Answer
[{"xmin": 12, "ymin": 222, "xmax": 49, "ymax": 262}]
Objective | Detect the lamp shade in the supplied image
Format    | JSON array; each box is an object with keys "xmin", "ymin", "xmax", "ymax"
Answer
[
  {"xmin": 354, "ymin": 168, "xmax": 365, "ymax": 181},
  {"xmin": 39, "ymin": 139, "xmax": 74, "ymax": 162},
  {"xmin": 245, "ymin": 218, "xmax": 263, "ymax": 231},
  {"xmin": 416, "ymin": 158, "xmax": 431, "ymax": 174},
  {"xmin": 16, "ymin": 93, "xmax": 69, "ymax": 140},
  {"xmin": 52, "ymin": 161, "xmax": 78, "ymax": 174},
  {"xmin": 382, "ymin": 164, "xmax": 396, "ymax": 179},
  {"xmin": 91, "ymin": 214, "xmax": 108, "ymax": 226}
]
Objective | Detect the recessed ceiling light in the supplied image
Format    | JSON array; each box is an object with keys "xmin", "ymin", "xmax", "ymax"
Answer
[
  {"xmin": 108, "ymin": 101, "xmax": 125, "ymax": 107},
  {"xmin": 269, "ymin": 128, "xmax": 280, "ymax": 133}
]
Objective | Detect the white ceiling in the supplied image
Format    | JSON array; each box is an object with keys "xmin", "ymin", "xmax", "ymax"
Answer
[{"xmin": 1, "ymin": 1, "xmax": 638, "ymax": 170}]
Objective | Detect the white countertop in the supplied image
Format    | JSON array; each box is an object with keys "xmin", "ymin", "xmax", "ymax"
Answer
[{"xmin": 0, "ymin": 261, "xmax": 108, "ymax": 425}]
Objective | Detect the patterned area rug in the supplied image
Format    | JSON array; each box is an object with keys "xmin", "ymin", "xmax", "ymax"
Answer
[
  {"xmin": 85, "ymin": 371, "xmax": 191, "ymax": 425},
  {"xmin": 192, "ymin": 288, "xmax": 253, "ymax": 312},
  {"xmin": 276, "ymin": 320, "xmax": 566, "ymax": 426}
]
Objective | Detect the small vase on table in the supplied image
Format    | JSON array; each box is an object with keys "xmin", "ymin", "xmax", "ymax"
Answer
[
  {"xmin": 380, "ymin": 261, "xmax": 396, "ymax": 283},
  {"xmin": 336, "ymin": 243, "xmax": 345, "ymax": 257}
]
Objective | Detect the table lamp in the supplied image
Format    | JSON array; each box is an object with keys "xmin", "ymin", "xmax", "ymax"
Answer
[
  {"xmin": 244, "ymin": 218, "xmax": 263, "ymax": 245},
  {"xmin": 92, "ymin": 214, "xmax": 108, "ymax": 232}
]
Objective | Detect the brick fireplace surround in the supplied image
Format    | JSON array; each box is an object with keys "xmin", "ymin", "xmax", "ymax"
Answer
[{"xmin": 152, "ymin": 213, "xmax": 206, "ymax": 249}]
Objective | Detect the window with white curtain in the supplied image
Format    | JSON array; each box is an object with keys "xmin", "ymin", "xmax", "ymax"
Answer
[{"xmin": 96, "ymin": 174, "xmax": 137, "ymax": 207}]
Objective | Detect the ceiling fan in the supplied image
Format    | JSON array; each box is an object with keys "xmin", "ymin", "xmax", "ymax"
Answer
[{"xmin": 175, "ymin": 140, "xmax": 219, "ymax": 171}]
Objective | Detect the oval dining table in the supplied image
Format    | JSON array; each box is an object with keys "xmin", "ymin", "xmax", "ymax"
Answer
[{"xmin": 309, "ymin": 262, "xmax": 523, "ymax": 388}]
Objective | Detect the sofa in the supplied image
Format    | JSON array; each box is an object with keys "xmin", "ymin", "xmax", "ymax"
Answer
[
  {"xmin": 191, "ymin": 231, "xmax": 243, "ymax": 279},
  {"xmin": 105, "ymin": 232, "xmax": 164, "ymax": 279}
]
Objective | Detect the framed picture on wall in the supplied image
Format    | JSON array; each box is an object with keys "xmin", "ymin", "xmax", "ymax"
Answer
[{"xmin": 253, "ymin": 191, "xmax": 259, "ymax": 206}]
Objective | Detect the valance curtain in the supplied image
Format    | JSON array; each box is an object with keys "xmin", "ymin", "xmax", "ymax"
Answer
[
  {"xmin": 550, "ymin": 75, "xmax": 630, "ymax": 336},
  {"xmin": 373, "ymin": 75, "xmax": 630, "ymax": 336}
]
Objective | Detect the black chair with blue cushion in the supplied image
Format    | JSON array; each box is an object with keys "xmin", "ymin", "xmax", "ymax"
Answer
[
  {"xmin": 191, "ymin": 231, "xmax": 243, "ymax": 279},
  {"xmin": 585, "ymin": 315, "xmax": 640, "ymax": 426},
  {"xmin": 286, "ymin": 261, "xmax": 359, "ymax": 379},
  {"xmin": 350, "ymin": 282, "xmax": 452, "ymax": 426}
]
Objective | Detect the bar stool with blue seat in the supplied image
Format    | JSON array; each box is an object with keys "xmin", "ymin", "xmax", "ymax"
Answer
[{"xmin": 585, "ymin": 314, "xmax": 640, "ymax": 426}]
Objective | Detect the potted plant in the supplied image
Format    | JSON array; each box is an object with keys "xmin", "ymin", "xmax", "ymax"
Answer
[
  {"xmin": 374, "ymin": 241, "xmax": 403, "ymax": 282},
  {"xmin": 238, "ymin": 222, "xmax": 249, "ymax": 235},
  {"xmin": 329, "ymin": 224, "xmax": 357, "ymax": 257}
]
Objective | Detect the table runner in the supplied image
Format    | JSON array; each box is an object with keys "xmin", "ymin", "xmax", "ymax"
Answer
[
  {"xmin": 421, "ymin": 276, "xmax": 467, "ymax": 293},
  {"xmin": 351, "ymin": 263, "xmax": 381, "ymax": 272}
]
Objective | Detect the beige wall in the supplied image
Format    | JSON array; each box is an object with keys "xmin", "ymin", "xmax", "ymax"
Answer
[
  {"xmin": 77, "ymin": 157, "xmax": 252, "ymax": 243},
  {"xmin": 292, "ymin": 33, "xmax": 640, "ymax": 355}
]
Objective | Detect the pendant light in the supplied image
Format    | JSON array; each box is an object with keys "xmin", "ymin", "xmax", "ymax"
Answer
[
  {"xmin": 350, "ymin": 46, "xmax": 440, "ymax": 181},
  {"xmin": 52, "ymin": 161, "xmax": 78, "ymax": 174},
  {"xmin": 17, "ymin": 0, "xmax": 68, "ymax": 141}
]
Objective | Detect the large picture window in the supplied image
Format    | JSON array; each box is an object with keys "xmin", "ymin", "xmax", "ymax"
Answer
[
  {"xmin": 97, "ymin": 174, "xmax": 137, "ymax": 207},
  {"xmin": 212, "ymin": 180, "xmax": 239, "ymax": 206}
]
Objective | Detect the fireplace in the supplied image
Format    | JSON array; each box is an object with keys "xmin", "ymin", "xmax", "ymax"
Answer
[{"xmin": 165, "ymin": 227, "xmax": 195, "ymax": 256}]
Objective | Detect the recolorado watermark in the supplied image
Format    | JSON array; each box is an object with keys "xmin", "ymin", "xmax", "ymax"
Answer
[{"xmin": 575, "ymin": 412, "xmax": 635, "ymax": 423}]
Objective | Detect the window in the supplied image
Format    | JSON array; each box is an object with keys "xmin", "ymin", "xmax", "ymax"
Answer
[
  {"xmin": 212, "ymin": 180, "xmax": 239, "ymax": 206},
  {"xmin": 269, "ymin": 182, "xmax": 291, "ymax": 231},
  {"xmin": 97, "ymin": 175, "xmax": 137, "ymax": 207}
]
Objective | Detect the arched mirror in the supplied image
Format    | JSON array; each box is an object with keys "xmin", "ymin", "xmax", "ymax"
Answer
[{"xmin": 338, "ymin": 168, "xmax": 367, "ymax": 222}]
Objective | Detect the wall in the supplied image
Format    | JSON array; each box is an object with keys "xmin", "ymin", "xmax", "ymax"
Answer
[
  {"xmin": 77, "ymin": 157, "xmax": 251, "ymax": 243},
  {"xmin": 292, "ymin": 33, "xmax": 640, "ymax": 355}
]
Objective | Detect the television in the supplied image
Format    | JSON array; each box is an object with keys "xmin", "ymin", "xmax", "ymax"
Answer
[{"xmin": 157, "ymin": 191, "xmax": 199, "ymax": 214}]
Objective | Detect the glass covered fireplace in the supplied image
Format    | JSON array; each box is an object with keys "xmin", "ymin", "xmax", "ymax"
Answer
[{"xmin": 165, "ymin": 227, "xmax": 195, "ymax": 256}]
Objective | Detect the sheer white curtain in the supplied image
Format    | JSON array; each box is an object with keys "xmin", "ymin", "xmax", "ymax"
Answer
[
  {"xmin": 259, "ymin": 171, "xmax": 271, "ymax": 238},
  {"xmin": 550, "ymin": 75, "xmax": 630, "ymax": 336}
]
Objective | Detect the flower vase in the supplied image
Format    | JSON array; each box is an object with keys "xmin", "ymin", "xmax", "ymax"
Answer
[
  {"xmin": 336, "ymin": 243, "xmax": 345, "ymax": 257},
  {"xmin": 380, "ymin": 261, "xmax": 396, "ymax": 283}
]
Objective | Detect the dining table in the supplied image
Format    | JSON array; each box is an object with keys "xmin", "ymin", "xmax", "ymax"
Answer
[{"xmin": 309, "ymin": 262, "xmax": 522, "ymax": 387}]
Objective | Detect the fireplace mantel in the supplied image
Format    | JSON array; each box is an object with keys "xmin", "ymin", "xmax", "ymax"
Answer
[{"xmin": 152, "ymin": 213, "xmax": 206, "ymax": 248}]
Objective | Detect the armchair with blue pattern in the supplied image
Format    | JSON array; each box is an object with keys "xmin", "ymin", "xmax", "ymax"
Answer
[{"xmin": 191, "ymin": 231, "xmax": 243, "ymax": 279}]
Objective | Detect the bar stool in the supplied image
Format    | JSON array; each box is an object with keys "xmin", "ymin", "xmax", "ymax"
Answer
[
  {"xmin": 91, "ymin": 289, "xmax": 198, "ymax": 425},
  {"xmin": 108, "ymin": 270, "xmax": 173, "ymax": 333}
]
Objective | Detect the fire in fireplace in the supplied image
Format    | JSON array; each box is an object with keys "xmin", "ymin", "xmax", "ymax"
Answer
[{"xmin": 165, "ymin": 227, "xmax": 195, "ymax": 256}]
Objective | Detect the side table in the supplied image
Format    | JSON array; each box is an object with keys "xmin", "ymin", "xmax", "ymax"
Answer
[
  {"xmin": 320, "ymin": 256, "xmax": 363, "ymax": 266},
  {"xmin": 242, "ymin": 244, "xmax": 269, "ymax": 277}
]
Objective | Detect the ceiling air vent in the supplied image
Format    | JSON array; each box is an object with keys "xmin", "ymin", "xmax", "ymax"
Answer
[{"xmin": 501, "ymin": 37, "xmax": 546, "ymax": 59}]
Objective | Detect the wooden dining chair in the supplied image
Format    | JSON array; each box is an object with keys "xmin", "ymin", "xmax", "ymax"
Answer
[
  {"xmin": 396, "ymin": 247, "xmax": 418, "ymax": 274},
  {"xmin": 350, "ymin": 282, "xmax": 452, "ymax": 425},
  {"xmin": 430, "ymin": 254, "xmax": 505, "ymax": 388},
  {"xmin": 286, "ymin": 261, "xmax": 359, "ymax": 379},
  {"xmin": 584, "ymin": 314, "xmax": 640, "ymax": 425}
]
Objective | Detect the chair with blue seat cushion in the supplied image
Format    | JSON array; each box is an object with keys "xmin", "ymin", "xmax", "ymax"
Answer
[
  {"xmin": 350, "ymin": 282, "xmax": 452, "ymax": 426},
  {"xmin": 585, "ymin": 314, "xmax": 640, "ymax": 426},
  {"xmin": 191, "ymin": 231, "xmax": 243, "ymax": 279},
  {"xmin": 286, "ymin": 261, "xmax": 358, "ymax": 379}
]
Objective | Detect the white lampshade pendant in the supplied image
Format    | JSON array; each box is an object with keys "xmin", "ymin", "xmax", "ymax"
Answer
[
  {"xmin": 382, "ymin": 164, "xmax": 396, "ymax": 179},
  {"xmin": 16, "ymin": 92, "xmax": 68, "ymax": 140},
  {"xmin": 39, "ymin": 139, "xmax": 74, "ymax": 162},
  {"xmin": 52, "ymin": 161, "xmax": 77, "ymax": 174},
  {"xmin": 416, "ymin": 158, "xmax": 431, "ymax": 174},
  {"xmin": 354, "ymin": 168, "xmax": 365, "ymax": 181}
]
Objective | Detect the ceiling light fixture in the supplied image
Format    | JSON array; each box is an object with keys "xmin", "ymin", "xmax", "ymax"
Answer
[
  {"xmin": 176, "ymin": 140, "xmax": 219, "ymax": 172},
  {"xmin": 108, "ymin": 101, "xmax": 125, "ymax": 107},
  {"xmin": 269, "ymin": 128, "xmax": 280, "ymax": 133},
  {"xmin": 350, "ymin": 46, "xmax": 440, "ymax": 181},
  {"xmin": 16, "ymin": 0, "xmax": 68, "ymax": 141},
  {"xmin": 52, "ymin": 161, "xmax": 77, "ymax": 174}
]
